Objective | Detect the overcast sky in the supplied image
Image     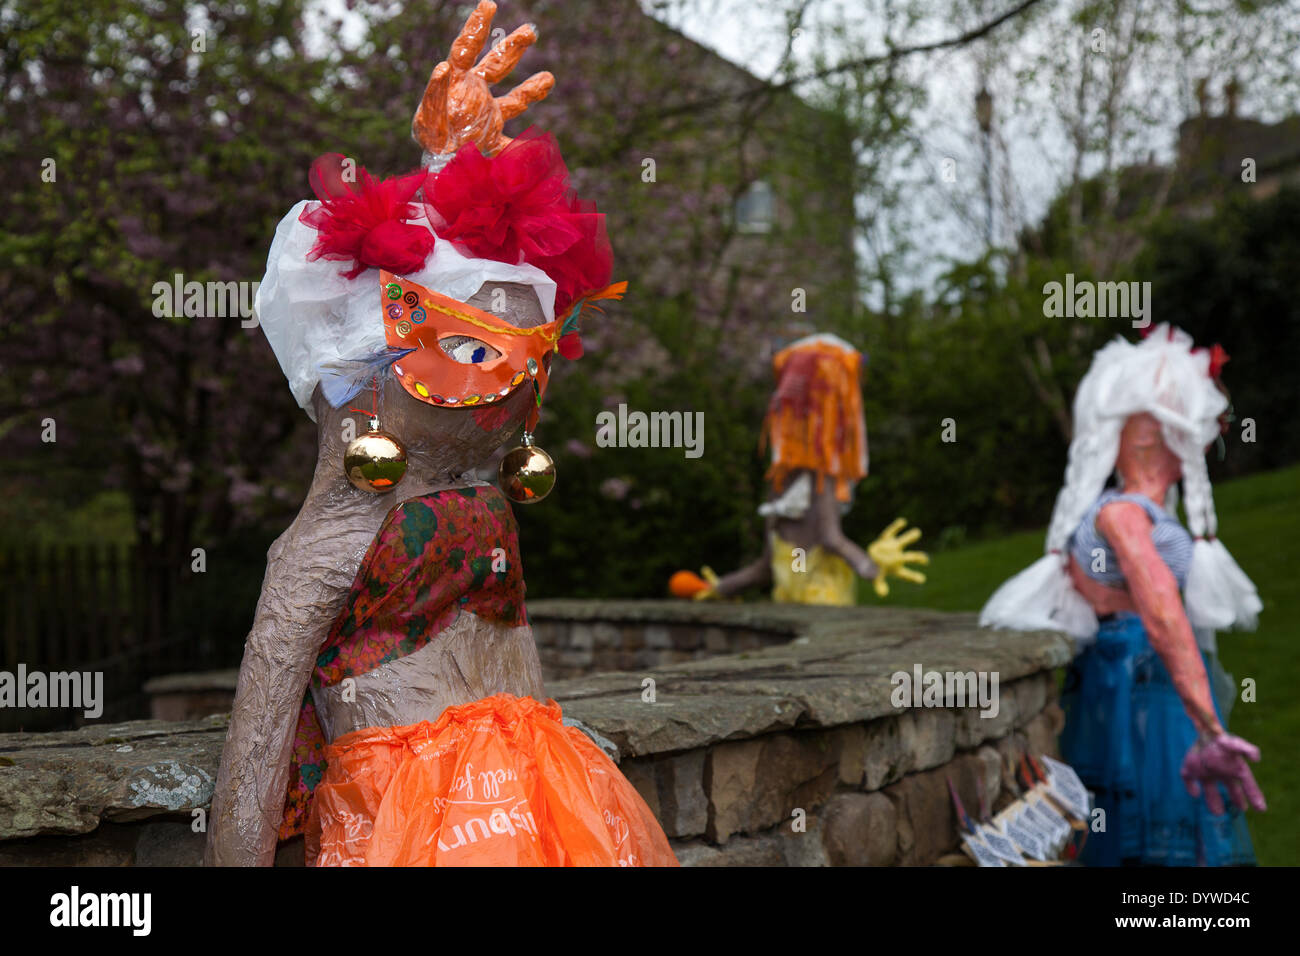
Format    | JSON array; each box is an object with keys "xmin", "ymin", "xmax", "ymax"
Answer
[
  {"xmin": 652, "ymin": 0, "xmax": 1072, "ymax": 299},
  {"xmin": 645, "ymin": 0, "xmax": 1297, "ymax": 300},
  {"xmin": 307, "ymin": 0, "xmax": 1294, "ymax": 303}
]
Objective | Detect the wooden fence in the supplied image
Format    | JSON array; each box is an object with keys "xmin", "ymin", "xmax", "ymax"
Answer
[{"xmin": 0, "ymin": 544, "xmax": 244, "ymax": 732}]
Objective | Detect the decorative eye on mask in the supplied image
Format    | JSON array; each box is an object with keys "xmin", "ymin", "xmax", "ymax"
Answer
[{"xmin": 440, "ymin": 335, "xmax": 503, "ymax": 365}]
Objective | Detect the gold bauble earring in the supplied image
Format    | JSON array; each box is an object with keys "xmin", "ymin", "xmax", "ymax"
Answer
[
  {"xmin": 344, "ymin": 417, "xmax": 408, "ymax": 493},
  {"xmin": 499, "ymin": 431, "xmax": 555, "ymax": 504}
]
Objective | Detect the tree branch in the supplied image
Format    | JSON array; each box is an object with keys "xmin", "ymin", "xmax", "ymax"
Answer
[{"xmin": 644, "ymin": 0, "xmax": 1046, "ymax": 122}]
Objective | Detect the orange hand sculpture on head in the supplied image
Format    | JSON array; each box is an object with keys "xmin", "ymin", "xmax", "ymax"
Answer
[{"xmin": 413, "ymin": 0, "xmax": 555, "ymax": 158}]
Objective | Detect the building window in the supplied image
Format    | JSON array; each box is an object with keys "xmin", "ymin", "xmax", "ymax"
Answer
[{"xmin": 734, "ymin": 179, "xmax": 774, "ymax": 234}]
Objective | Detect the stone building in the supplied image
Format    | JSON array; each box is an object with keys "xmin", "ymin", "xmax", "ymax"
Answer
[{"xmin": 1174, "ymin": 78, "xmax": 1300, "ymax": 214}]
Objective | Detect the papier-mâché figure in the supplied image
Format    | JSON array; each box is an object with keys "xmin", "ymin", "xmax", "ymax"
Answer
[
  {"xmin": 206, "ymin": 1, "xmax": 675, "ymax": 867},
  {"xmin": 981, "ymin": 325, "xmax": 1265, "ymax": 866},
  {"xmin": 670, "ymin": 332, "xmax": 928, "ymax": 605}
]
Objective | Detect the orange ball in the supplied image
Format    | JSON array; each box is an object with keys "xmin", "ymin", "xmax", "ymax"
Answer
[{"xmin": 668, "ymin": 570, "xmax": 708, "ymax": 598}]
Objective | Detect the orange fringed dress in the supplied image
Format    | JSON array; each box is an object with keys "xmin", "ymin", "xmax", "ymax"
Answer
[
  {"xmin": 761, "ymin": 336, "xmax": 868, "ymax": 503},
  {"xmin": 280, "ymin": 485, "xmax": 677, "ymax": 867}
]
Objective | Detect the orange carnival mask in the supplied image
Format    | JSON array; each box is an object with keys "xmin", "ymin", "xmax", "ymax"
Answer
[{"xmin": 380, "ymin": 270, "xmax": 559, "ymax": 431}]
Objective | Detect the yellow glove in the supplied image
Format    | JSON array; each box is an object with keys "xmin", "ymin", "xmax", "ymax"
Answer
[
  {"xmin": 867, "ymin": 518, "xmax": 929, "ymax": 597},
  {"xmin": 694, "ymin": 566, "xmax": 721, "ymax": 601}
]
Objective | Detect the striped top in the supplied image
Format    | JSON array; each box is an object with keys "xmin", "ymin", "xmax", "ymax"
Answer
[{"xmin": 1068, "ymin": 490, "xmax": 1194, "ymax": 589}]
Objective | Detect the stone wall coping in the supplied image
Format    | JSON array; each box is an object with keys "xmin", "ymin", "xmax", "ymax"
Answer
[
  {"xmin": 526, "ymin": 598, "xmax": 915, "ymax": 631},
  {"xmin": 0, "ymin": 715, "xmax": 229, "ymax": 841},
  {"xmin": 541, "ymin": 602, "xmax": 1071, "ymax": 758},
  {"xmin": 0, "ymin": 602, "xmax": 1071, "ymax": 841}
]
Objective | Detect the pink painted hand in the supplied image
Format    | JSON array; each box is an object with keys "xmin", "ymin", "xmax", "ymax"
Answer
[{"xmin": 1180, "ymin": 734, "xmax": 1267, "ymax": 815}]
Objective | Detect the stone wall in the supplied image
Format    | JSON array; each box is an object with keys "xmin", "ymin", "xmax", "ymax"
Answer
[
  {"xmin": 529, "ymin": 599, "xmax": 801, "ymax": 679},
  {"xmin": 0, "ymin": 602, "xmax": 1071, "ymax": 866}
]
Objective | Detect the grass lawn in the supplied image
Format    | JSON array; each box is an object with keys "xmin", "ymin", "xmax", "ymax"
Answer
[{"xmin": 858, "ymin": 464, "xmax": 1300, "ymax": 866}]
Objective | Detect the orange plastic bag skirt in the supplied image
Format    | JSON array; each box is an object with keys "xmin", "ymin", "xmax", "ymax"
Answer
[{"xmin": 307, "ymin": 693, "xmax": 679, "ymax": 866}]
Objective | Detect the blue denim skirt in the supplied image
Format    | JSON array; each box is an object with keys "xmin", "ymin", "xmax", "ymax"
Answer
[{"xmin": 1060, "ymin": 612, "xmax": 1256, "ymax": 866}]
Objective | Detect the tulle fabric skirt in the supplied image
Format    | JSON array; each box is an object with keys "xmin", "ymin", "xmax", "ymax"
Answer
[
  {"xmin": 307, "ymin": 693, "xmax": 678, "ymax": 867},
  {"xmin": 1060, "ymin": 613, "xmax": 1256, "ymax": 866}
]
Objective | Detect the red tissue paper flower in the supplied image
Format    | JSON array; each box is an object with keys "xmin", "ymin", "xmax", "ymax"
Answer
[
  {"xmin": 1190, "ymin": 342, "xmax": 1231, "ymax": 378},
  {"xmin": 1206, "ymin": 343, "xmax": 1230, "ymax": 379},
  {"xmin": 299, "ymin": 154, "xmax": 436, "ymax": 280},
  {"xmin": 424, "ymin": 128, "xmax": 613, "ymax": 316}
]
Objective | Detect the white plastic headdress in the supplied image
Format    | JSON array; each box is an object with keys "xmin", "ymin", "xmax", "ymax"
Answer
[{"xmin": 979, "ymin": 324, "xmax": 1261, "ymax": 647}]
